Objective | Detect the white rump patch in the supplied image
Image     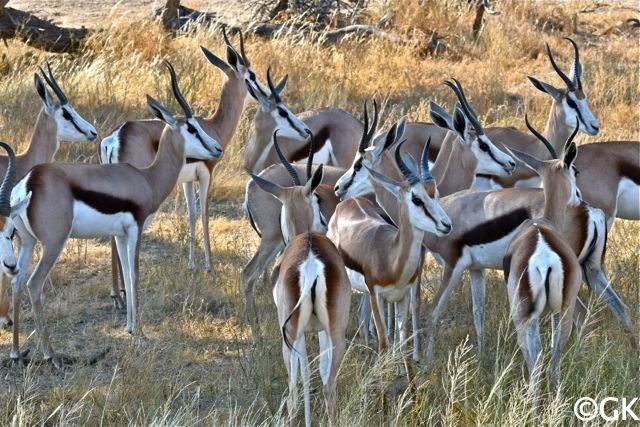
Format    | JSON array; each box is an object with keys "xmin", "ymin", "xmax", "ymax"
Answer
[
  {"xmin": 616, "ymin": 177, "xmax": 640, "ymax": 220},
  {"xmin": 100, "ymin": 127, "xmax": 122, "ymax": 164},
  {"xmin": 527, "ymin": 231, "xmax": 563, "ymax": 314}
]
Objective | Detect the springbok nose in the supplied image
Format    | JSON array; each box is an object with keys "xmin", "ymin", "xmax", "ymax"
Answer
[
  {"xmin": 88, "ymin": 130, "xmax": 98, "ymax": 141},
  {"xmin": 591, "ymin": 124, "xmax": 600, "ymax": 133},
  {"xmin": 439, "ymin": 222, "xmax": 452, "ymax": 234},
  {"xmin": 3, "ymin": 260, "xmax": 17, "ymax": 274}
]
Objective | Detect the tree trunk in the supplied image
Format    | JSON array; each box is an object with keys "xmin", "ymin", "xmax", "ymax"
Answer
[{"xmin": 162, "ymin": 0, "xmax": 181, "ymax": 30}]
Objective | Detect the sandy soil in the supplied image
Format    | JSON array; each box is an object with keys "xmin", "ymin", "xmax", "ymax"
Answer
[{"xmin": 6, "ymin": 0, "xmax": 254, "ymax": 28}]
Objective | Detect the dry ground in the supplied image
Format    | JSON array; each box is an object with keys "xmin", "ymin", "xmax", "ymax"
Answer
[{"xmin": 0, "ymin": 0, "xmax": 637, "ymax": 425}]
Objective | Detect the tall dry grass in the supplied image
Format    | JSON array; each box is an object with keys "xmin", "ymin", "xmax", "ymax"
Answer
[{"xmin": 0, "ymin": 0, "xmax": 637, "ymax": 425}]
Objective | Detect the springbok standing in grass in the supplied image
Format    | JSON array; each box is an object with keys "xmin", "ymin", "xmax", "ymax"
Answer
[
  {"xmin": 8, "ymin": 63, "xmax": 222, "ymax": 368},
  {"xmin": 0, "ymin": 65, "xmax": 97, "ymax": 328},
  {"xmin": 251, "ymin": 134, "xmax": 350, "ymax": 427},
  {"xmin": 504, "ymin": 121, "xmax": 582, "ymax": 396},
  {"xmin": 101, "ymin": 30, "xmax": 253, "ymax": 279},
  {"xmin": 329, "ymin": 128, "xmax": 452, "ymax": 379},
  {"xmin": 243, "ymin": 71, "xmax": 363, "ymax": 174}
]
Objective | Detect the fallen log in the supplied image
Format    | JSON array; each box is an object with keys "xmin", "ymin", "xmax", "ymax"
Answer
[{"xmin": 0, "ymin": 6, "xmax": 90, "ymax": 53}]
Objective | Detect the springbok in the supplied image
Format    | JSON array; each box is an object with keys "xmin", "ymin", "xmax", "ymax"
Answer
[
  {"xmin": 101, "ymin": 30, "xmax": 253, "ymax": 278},
  {"xmin": 0, "ymin": 65, "xmax": 98, "ymax": 327},
  {"xmin": 251, "ymin": 135, "xmax": 350, "ymax": 427},
  {"xmin": 338, "ymin": 110, "xmax": 631, "ymax": 362},
  {"xmin": 243, "ymin": 69, "xmax": 363, "ymax": 174},
  {"xmin": 334, "ymin": 82, "xmax": 515, "ymax": 357},
  {"xmin": 503, "ymin": 122, "xmax": 582, "ymax": 396},
  {"xmin": 8, "ymin": 63, "xmax": 223, "ymax": 368},
  {"xmin": 328, "ymin": 129, "xmax": 452, "ymax": 379}
]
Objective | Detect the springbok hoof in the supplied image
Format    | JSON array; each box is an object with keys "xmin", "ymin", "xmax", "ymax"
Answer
[
  {"xmin": 46, "ymin": 353, "xmax": 76, "ymax": 370},
  {"xmin": 10, "ymin": 348, "xmax": 31, "ymax": 367},
  {"xmin": 110, "ymin": 295, "xmax": 126, "ymax": 311}
]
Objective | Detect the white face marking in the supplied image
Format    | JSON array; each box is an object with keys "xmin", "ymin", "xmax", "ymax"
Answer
[
  {"xmin": 403, "ymin": 185, "xmax": 452, "ymax": 236},
  {"xmin": 564, "ymin": 92, "xmax": 599, "ymax": 135},
  {"xmin": 471, "ymin": 135, "xmax": 516, "ymax": 176},
  {"xmin": 180, "ymin": 118, "xmax": 223, "ymax": 160},
  {"xmin": 53, "ymin": 104, "xmax": 98, "ymax": 142},
  {"xmin": 0, "ymin": 219, "xmax": 18, "ymax": 276},
  {"xmin": 334, "ymin": 156, "xmax": 373, "ymax": 199},
  {"xmin": 269, "ymin": 106, "xmax": 311, "ymax": 140}
]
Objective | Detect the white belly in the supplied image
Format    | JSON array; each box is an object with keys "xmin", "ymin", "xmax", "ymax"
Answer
[
  {"xmin": 299, "ymin": 139, "xmax": 334, "ymax": 166},
  {"xmin": 176, "ymin": 162, "xmax": 200, "ymax": 185},
  {"xmin": 374, "ymin": 283, "xmax": 411, "ymax": 303},
  {"xmin": 346, "ymin": 268, "xmax": 368, "ymax": 293},
  {"xmin": 70, "ymin": 201, "xmax": 136, "ymax": 238},
  {"xmin": 616, "ymin": 178, "xmax": 640, "ymax": 220},
  {"xmin": 466, "ymin": 232, "xmax": 515, "ymax": 270},
  {"xmin": 514, "ymin": 176, "xmax": 542, "ymax": 188}
]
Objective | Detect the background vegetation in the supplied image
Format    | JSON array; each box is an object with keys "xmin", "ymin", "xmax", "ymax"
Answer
[{"xmin": 0, "ymin": 0, "xmax": 637, "ymax": 425}]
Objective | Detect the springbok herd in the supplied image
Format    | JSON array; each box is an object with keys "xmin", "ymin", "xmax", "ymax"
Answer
[{"xmin": 0, "ymin": 29, "xmax": 637, "ymax": 424}]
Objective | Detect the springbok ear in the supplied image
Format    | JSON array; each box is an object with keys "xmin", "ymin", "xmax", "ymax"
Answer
[
  {"xmin": 274, "ymin": 74, "xmax": 288, "ymax": 96},
  {"xmin": 200, "ymin": 45, "xmax": 233, "ymax": 74},
  {"xmin": 508, "ymin": 147, "xmax": 544, "ymax": 175},
  {"xmin": 225, "ymin": 45, "xmax": 240, "ymax": 70},
  {"xmin": 452, "ymin": 107, "xmax": 468, "ymax": 142},
  {"xmin": 304, "ymin": 164, "xmax": 324, "ymax": 196},
  {"xmin": 34, "ymin": 74, "xmax": 55, "ymax": 113},
  {"xmin": 364, "ymin": 165, "xmax": 401, "ymax": 194},
  {"xmin": 10, "ymin": 191, "xmax": 30, "ymax": 219},
  {"xmin": 146, "ymin": 95, "xmax": 177, "ymax": 130},
  {"xmin": 245, "ymin": 81, "xmax": 270, "ymax": 111},
  {"xmin": 400, "ymin": 152, "xmax": 420, "ymax": 177},
  {"xmin": 527, "ymin": 76, "xmax": 563, "ymax": 101},
  {"xmin": 429, "ymin": 101, "xmax": 453, "ymax": 130},
  {"xmin": 564, "ymin": 143, "xmax": 578, "ymax": 168},
  {"xmin": 251, "ymin": 173, "xmax": 283, "ymax": 199}
]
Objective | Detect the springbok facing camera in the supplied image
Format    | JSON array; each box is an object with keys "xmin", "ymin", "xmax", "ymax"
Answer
[
  {"xmin": 328, "ymin": 131, "xmax": 452, "ymax": 380},
  {"xmin": 251, "ymin": 136, "xmax": 350, "ymax": 427},
  {"xmin": 0, "ymin": 64, "xmax": 97, "ymax": 327},
  {"xmin": 503, "ymin": 121, "xmax": 582, "ymax": 397},
  {"xmin": 8, "ymin": 63, "xmax": 222, "ymax": 368}
]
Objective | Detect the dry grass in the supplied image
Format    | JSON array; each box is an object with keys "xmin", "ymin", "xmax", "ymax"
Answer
[{"xmin": 0, "ymin": 1, "xmax": 638, "ymax": 425}]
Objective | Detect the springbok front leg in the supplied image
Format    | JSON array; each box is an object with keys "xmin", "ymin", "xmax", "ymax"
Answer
[
  {"xmin": 182, "ymin": 181, "xmax": 197, "ymax": 270},
  {"xmin": 197, "ymin": 164, "xmax": 212, "ymax": 272},
  {"xmin": 470, "ymin": 269, "xmax": 486, "ymax": 355},
  {"xmin": 0, "ymin": 274, "xmax": 10, "ymax": 328}
]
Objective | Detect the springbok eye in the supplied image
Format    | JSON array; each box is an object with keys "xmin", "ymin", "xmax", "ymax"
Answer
[
  {"xmin": 566, "ymin": 97, "xmax": 577, "ymax": 109},
  {"xmin": 248, "ymin": 71, "xmax": 256, "ymax": 81},
  {"xmin": 411, "ymin": 195, "xmax": 424, "ymax": 206},
  {"xmin": 186, "ymin": 124, "xmax": 197, "ymax": 134},
  {"xmin": 478, "ymin": 140, "xmax": 489, "ymax": 152},
  {"xmin": 277, "ymin": 108, "xmax": 288, "ymax": 118},
  {"xmin": 353, "ymin": 159, "xmax": 362, "ymax": 172},
  {"xmin": 62, "ymin": 109, "xmax": 72, "ymax": 120}
]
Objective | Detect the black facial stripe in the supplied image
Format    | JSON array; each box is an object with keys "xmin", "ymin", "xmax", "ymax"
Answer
[
  {"xmin": 420, "ymin": 203, "xmax": 437, "ymax": 224},
  {"xmin": 484, "ymin": 142, "xmax": 509, "ymax": 168},
  {"xmin": 568, "ymin": 97, "xmax": 586, "ymax": 128},
  {"xmin": 283, "ymin": 111, "xmax": 306, "ymax": 136},
  {"xmin": 64, "ymin": 108, "xmax": 86, "ymax": 135}
]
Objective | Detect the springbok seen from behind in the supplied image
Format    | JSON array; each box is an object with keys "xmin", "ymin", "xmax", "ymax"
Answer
[
  {"xmin": 503, "ymin": 119, "xmax": 582, "ymax": 396},
  {"xmin": 251, "ymin": 135, "xmax": 350, "ymax": 427}
]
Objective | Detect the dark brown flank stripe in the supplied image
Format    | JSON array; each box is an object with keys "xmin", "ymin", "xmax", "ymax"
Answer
[
  {"xmin": 70, "ymin": 185, "xmax": 144, "ymax": 223},
  {"xmin": 618, "ymin": 160, "xmax": 640, "ymax": 185},
  {"xmin": 460, "ymin": 208, "xmax": 531, "ymax": 248},
  {"xmin": 289, "ymin": 126, "xmax": 331, "ymax": 162}
]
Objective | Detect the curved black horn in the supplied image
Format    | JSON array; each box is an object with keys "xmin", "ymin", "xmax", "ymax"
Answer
[
  {"xmin": 545, "ymin": 42, "xmax": 574, "ymax": 90},
  {"xmin": 273, "ymin": 130, "xmax": 301, "ymax": 186},
  {"xmin": 444, "ymin": 78, "xmax": 484, "ymax": 135},
  {"xmin": 367, "ymin": 99, "xmax": 379, "ymax": 143},
  {"xmin": 165, "ymin": 61, "xmax": 193, "ymax": 118},
  {"xmin": 565, "ymin": 121, "xmax": 580, "ymax": 152},
  {"xmin": 238, "ymin": 30, "xmax": 251, "ymax": 67},
  {"xmin": 564, "ymin": 37, "xmax": 582, "ymax": 89},
  {"xmin": 357, "ymin": 100, "xmax": 370, "ymax": 154},
  {"xmin": 266, "ymin": 66, "xmax": 282, "ymax": 103},
  {"xmin": 222, "ymin": 25, "xmax": 232, "ymax": 47},
  {"xmin": 40, "ymin": 61, "xmax": 68, "ymax": 104},
  {"xmin": 394, "ymin": 139, "xmax": 420, "ymax": 185},
  {"xmin": 306, "ymin": 131, "xmax": 315, "ymax": 182},
  {"xmin": 525, "ymin": 114, "xmax": 557, "ymax": 159},
  {"xmin": 421, "ymin": 137, "xmax": 433, "ymax": 181},
  {"xmin": 0, "ymin": 142, "xmax": 16, "ymax": 216}
]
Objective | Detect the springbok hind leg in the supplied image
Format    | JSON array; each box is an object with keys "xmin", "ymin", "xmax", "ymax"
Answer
[
  {"xmin": 470, "ymin": 269, "xmax": 486, "ymax": 356},
  {"xmin": 110, "ymin": 238, "xmax": 126, "ymax": 310},
  {"xmin": 182, "ymin": 181, "xmax": 197, "ymax": 270},
  {"xmin": 197, "ymin": 167, "xmax": 212, "ymax": 272}
]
